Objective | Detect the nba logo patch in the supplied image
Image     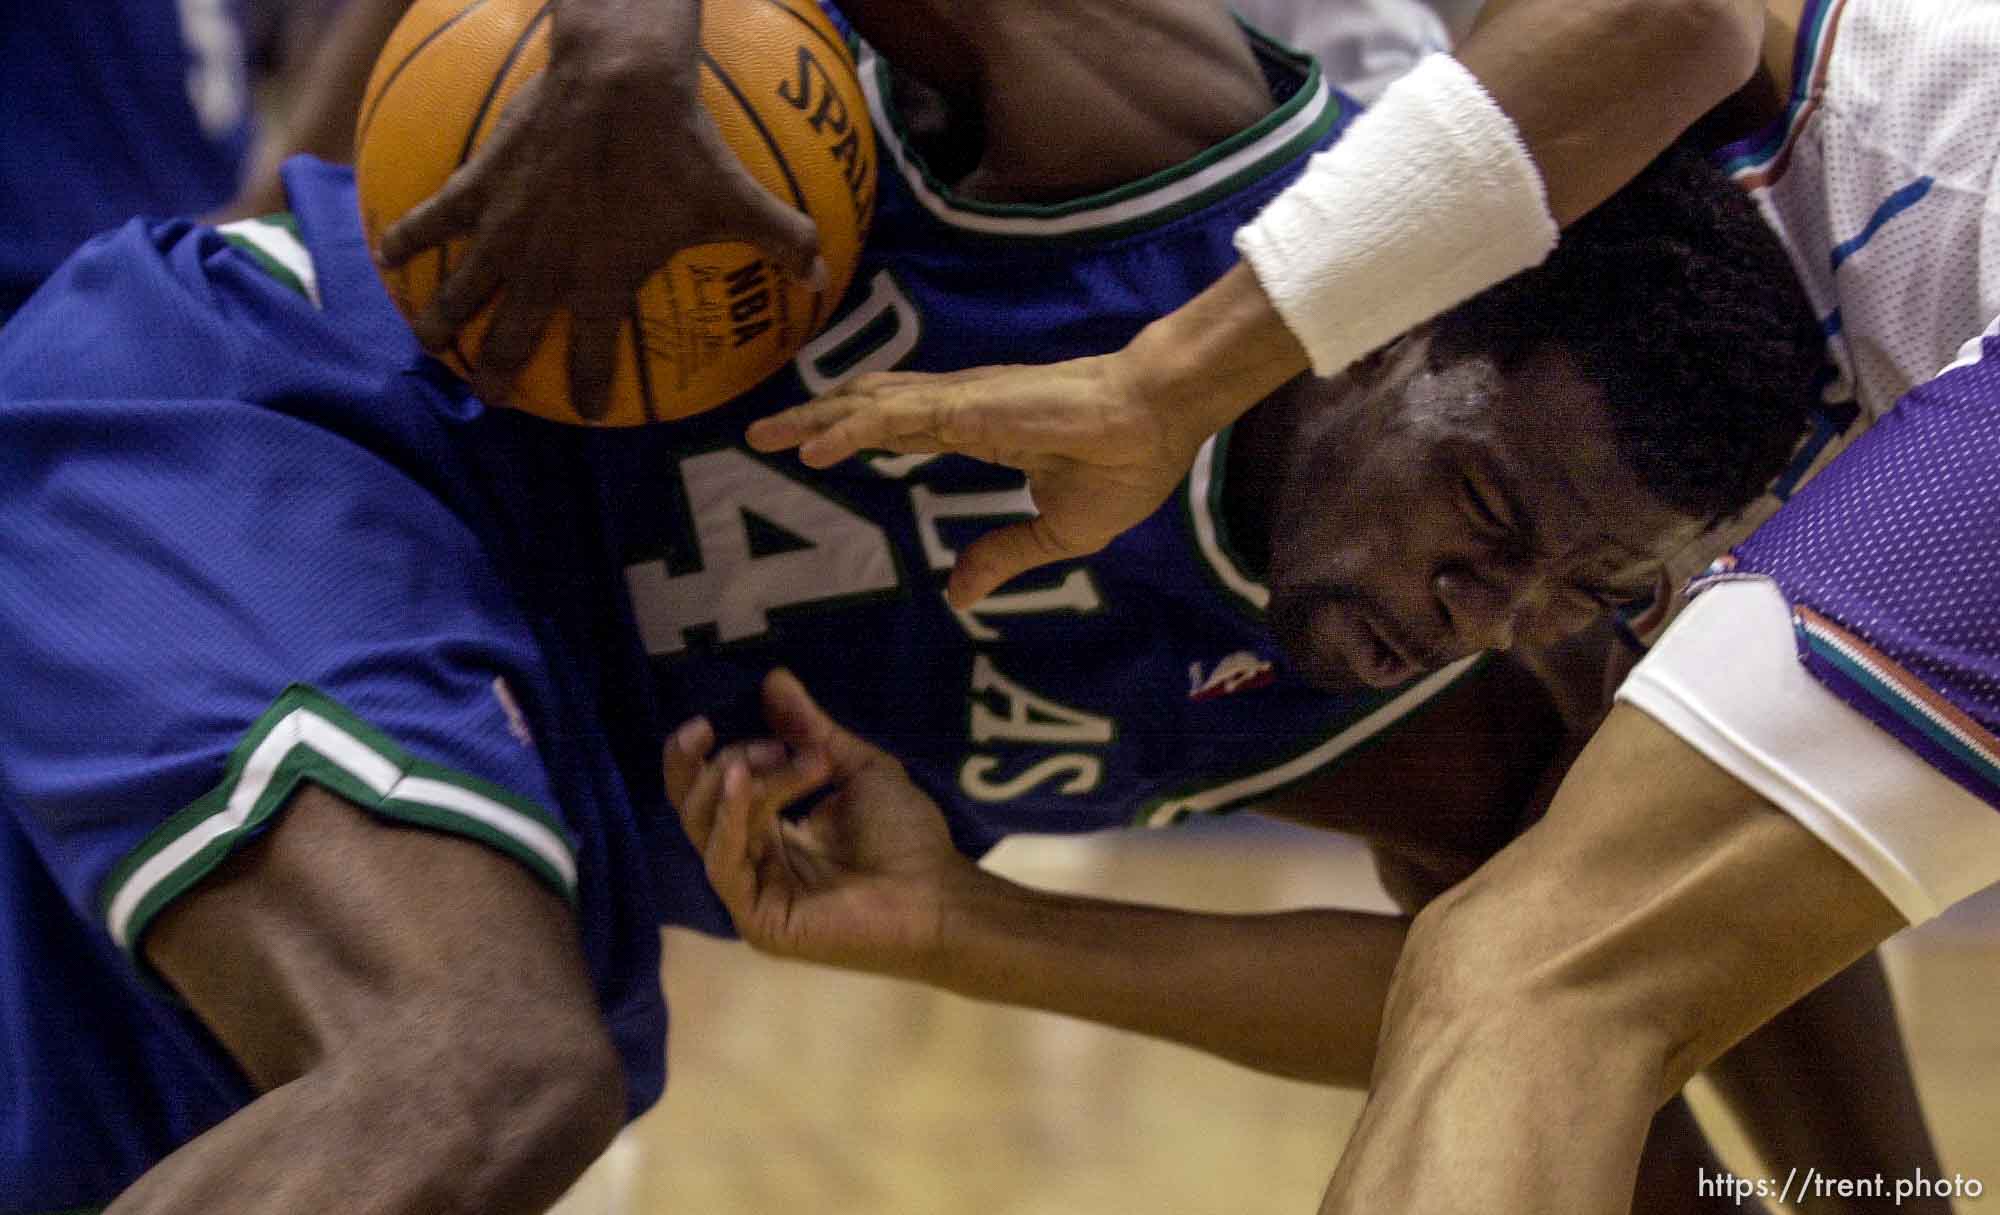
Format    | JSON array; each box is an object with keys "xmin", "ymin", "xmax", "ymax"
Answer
[{"xmin": 1188, "ymin": 652, "xmax": 1275, "ymax": 701}]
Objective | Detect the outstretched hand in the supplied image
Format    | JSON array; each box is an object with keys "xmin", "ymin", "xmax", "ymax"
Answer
[
  {"xmin": 746, "ymin": 354, "xmax": 1208, "ymax": 607},
  {"xmin": 378, "ymin": 0, "xmax": 824, "ymax": 418},
  {"xmin": 665, "ymin": 670, "xmax": 975, "ymax": 980}
]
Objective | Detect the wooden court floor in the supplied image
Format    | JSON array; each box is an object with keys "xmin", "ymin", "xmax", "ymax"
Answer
[{"xmin": 552, "ymin": 820, "xmax": 2000, "ymax": 1214}]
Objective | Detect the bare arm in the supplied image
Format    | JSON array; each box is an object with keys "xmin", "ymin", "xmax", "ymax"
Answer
[
  {"xmin": 934, "ymin": 879, "xmax": 1406, "ymax": 1087},
  {"xmin": 1461, "ymin": 0, "xmax": 1765, "ymax": 225},
  {"xmin": 1129, "ymin": 0, "xmax": 1772, "ymax": 430},
  {"xmin": 108, "ymin": 786, "xmax": 623, "ymax": 1214},
  {"xmin": 1289, "ymin": 642, "xmax": 1945, "ymax": 1212},
  {"xmin": 668, "ymin": 671, "xmax": 1454, "ymax": 1087},
  {"xmin": 1706, "ymin": 953, "xmax": 1951, "ymax": 1215},
  {"xmin": 1319, "ymin": 705, "xmax": 1904, "ymax": 1214}
]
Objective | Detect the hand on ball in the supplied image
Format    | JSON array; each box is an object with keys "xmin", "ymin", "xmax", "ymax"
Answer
[{"xmin": 377, "ymin": 0, "xmax": 825, "ymax": 419}]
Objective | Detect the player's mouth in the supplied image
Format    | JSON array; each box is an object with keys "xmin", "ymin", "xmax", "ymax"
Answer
[
  {"xmin": 1355, "ymin": 605, "xmax": 1426, "ymax": 687},
  {"xmin": 1304, "ymin": 598, "xmax": 1425, "ymax": 689}
]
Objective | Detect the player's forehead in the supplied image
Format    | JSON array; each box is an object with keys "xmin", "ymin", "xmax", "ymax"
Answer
[{"xmin": 1438, "ymin": 343, "xmax": 1705, "ymax": 564}]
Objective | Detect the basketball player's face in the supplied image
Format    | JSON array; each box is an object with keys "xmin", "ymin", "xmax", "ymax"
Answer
[{"xmin": 1264, "ymin": 334, "xmax": 1704, "ymax": 692}]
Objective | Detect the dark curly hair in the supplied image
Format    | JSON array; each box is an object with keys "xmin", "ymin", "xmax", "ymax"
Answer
[{"xmin": 1430, "ymin": 146, "xmax": 1824, "ymax": 522}]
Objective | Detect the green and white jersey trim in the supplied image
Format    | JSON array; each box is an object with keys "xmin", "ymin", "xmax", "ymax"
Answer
[
  {"xmin": 217, "ymin": 213, "xmax": 320, "ymax": 307},
  {"xmin": 859, "ymin": 29, "xmax": 1340, "ymax": 240},
  {"xmin": 1184, "ymin": 432, "xmax": 1269, "ymax": 613},
  {"xmin": 1140, "ymin": 653, "xmax": 1483, "ymax": 827},
  {"xmin": 100, "ymin": 685, "xmax": 574, "ymax": 958}
]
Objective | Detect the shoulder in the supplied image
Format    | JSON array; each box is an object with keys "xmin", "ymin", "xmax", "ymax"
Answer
[
  {"xmin": 0, "ymin": 218, "xmax": 308, "ymax": 403},
  {"xmin": 990, "ymin": 1, "xmax": 1277, "ymax": 193},
  {"xmin": 868, "ymin": 0, "xmax": 1289, "ymax": 202}
]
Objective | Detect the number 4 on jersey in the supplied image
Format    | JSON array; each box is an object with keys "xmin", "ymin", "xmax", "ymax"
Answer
[{"xmin": 627, "ymin": 450, "xmax": 900, "ymax": 655}]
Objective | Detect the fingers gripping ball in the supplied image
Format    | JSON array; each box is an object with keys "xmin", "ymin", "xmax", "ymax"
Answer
[{"xmin": 355, "ymin": 0, "xmax": 875, "ymax": 425}]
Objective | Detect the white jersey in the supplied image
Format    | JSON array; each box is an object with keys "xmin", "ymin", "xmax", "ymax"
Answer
[
  {"xmin": 1621, "ymin": 0, "xmax": 2000, "ymax": 924},
  {"xmin": 1638, "ymin": 0, "xmax": 2000, "ymax": 640},
  {"xmin": 1723, "ymin": 0, "xmax": 2000, "ymax": 419}
]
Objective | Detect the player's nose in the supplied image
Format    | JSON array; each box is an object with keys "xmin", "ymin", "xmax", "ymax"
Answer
[{"xmin": 1433, "ymin": 561, "xmax": 1546, "ymax": 653}]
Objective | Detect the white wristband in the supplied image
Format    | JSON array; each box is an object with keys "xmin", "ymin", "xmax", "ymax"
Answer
[{"xmin": 1234, "ymin": 53, "xmax": 1558, "ymax": 376}]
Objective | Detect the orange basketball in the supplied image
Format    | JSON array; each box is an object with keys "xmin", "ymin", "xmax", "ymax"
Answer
[{"xmin": 355, "ymin": 0, "xmax": 875, "ymax": 425}]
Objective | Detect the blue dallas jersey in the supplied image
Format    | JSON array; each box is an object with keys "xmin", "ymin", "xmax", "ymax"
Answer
[
  {"xmin": 0, "ymin": 27, "xmax": 1463, "ymax": 1211},
  {"xmin": 1, "ymin": 0, "xmax": 252, "ymax": 316}
]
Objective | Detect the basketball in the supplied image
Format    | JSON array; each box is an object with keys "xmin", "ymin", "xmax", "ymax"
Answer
[{"xmin": 354, "ymin": 0, "xmax": 875, "ymax": 426}]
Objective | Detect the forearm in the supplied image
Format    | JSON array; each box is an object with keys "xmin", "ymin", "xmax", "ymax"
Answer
[
  {"xmin": 108, "ymin": 1045, "xmax": 615, "ymax": 1215},
  {"xmin": 934, "ymin": 869, "xmax": 1405, "ymax": 1086},
  {"xmin": 1459, "ymin": 0, "xmax": 1764, "ymax": 224},
  {"xmin": 132, "ymin": 786, "xmax": 625, "ymax": 1215},
  {"xmin": 1119, "ymin": 263, "xmax": 1314, "ymax": 446},
  {"xmin": 1706, "ymin": 954, "xmax": 1949, "ymax": 1215},
  {"xmin": 1136, "ymin": 0, "xmax": 1762, "ymax": 438},
  {"xmin": 229, "ymin": 0, "xmax": 414, "ymax": 217}
]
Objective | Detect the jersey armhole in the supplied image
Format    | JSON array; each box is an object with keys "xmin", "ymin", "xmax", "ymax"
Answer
[{"xmin": 98, "ymin": 685, "xmax": 576, "ymax": 977}]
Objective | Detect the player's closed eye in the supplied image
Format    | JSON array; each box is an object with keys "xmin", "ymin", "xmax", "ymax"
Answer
[{"xmin": 1460, "ymin": 473, "xmax": 1509, "ymax": 533}]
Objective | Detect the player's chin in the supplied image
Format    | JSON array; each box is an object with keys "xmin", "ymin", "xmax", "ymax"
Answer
[{"xmin": 1270, "ymin": 584, "xmax": 1448, "ymax": 691}]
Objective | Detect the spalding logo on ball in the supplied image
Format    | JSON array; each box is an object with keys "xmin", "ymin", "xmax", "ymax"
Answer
[{"xmin": 356, "ymin": 0, "xmax": 875, "ymax": 426}]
